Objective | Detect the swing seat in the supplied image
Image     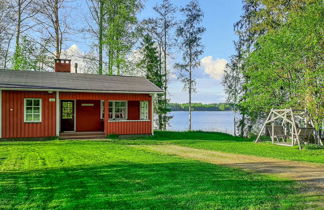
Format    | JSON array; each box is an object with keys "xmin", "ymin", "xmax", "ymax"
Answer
[
  {"xmin": 297, "ymin": 127, "xmax": 314, "ymax": 141},
  {"xmin": 266, "ymin": 125, "xmax": 289, "ymax": 141},
  {"xmin": 274, "ymin": 142, "xmax": 294, "ymax": 147}
]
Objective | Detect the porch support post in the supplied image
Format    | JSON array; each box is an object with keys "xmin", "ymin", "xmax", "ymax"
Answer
[
  {"xmin": 150, "ymin": 94, "xmax": 154, "ymax": 135},
  {"xmin": 74, "ymin": 99, "xmax": 76, "ymax": 132},
  {"xmin": 0, "ymin": 90, "xmax": 2, "ymax": 138},
  {"xmin": 56, "ymin": 91, "xmax": 60, "ymax": 136},
  {"xmin": 104, "ymin": 99, "xmax": 109, "ymax": 136}
]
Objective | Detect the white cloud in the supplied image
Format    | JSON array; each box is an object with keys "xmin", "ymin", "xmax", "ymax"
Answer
[
  {"xmin": 201, "ymin": 56, "xmax": 227, "ymax": 80},
  {"xmin": 61, "ymin": 44, "xmax": 98, "ymax": 74}
]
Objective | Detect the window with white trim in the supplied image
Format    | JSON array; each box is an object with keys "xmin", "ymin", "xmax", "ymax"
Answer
[
  {"xmin": 140, "ymin": 101, "xmax": 149, "ymax": 120},
  {"xmin": 24, "ymin": 98, "xmax": 42, "ymax": 123},
  {"xmin": 109, "ymin": 101, "xmax": 127, "ymax": 120}
]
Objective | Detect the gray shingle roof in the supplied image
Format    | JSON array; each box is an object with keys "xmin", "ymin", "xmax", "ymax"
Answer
[{"xmin": 0, "ymin": 70, "xmax": 163, "ymax": 93}]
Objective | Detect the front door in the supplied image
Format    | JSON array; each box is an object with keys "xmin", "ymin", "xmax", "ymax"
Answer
[
  {"xmin": 61, "ymin": 100, "xmax": 74, "ymax": 132},
  {"xmin": 76, "ymin": 100, "xmax": 102, "ymax": 131}
]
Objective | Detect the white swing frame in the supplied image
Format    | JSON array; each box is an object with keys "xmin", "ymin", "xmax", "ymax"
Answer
[{"xmin": 255, "ymin": 108, "xmax": 323, "ymax": 150}]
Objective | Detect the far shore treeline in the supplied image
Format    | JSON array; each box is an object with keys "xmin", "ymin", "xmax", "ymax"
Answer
[{"xmin": 169, "ymin": 103, "xmax": 232, "ymax": 112}]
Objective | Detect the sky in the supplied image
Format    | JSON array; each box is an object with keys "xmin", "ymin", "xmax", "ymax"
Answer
[
  {"xmin": 67, "ymin": 0, "xmax": 244, "ymax": 104},
  {"xmin": 140, "ymin": 0, "xmax": 243, "ymax": 104}
]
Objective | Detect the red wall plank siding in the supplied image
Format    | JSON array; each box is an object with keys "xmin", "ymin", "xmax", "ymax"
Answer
[
  {"xmin": 1, "ymin": 91, "xmax": 152, "ymax": 138},
  {"xmin": 107, "ymin": 121, "xmax": 152, "ymax": 135},
  {"xmin": 2, "ymin": 90, "xmax": 56, "ymax": 138}
]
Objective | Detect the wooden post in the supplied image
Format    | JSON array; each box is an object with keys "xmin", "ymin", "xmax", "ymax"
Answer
[
  {"xmin": 104, "ymin": 100, "xmax": 109, "ymax": 136},
  {"xmin": 290, "ymin": 109, "xmax": 301, "ymax": 149},
  {"xmin": 150, "ymin": 94, "xmax": 154, "ymax": 136},
  {"xmin": 56, "ymin": 91, "xmax": 60, "ymax": 136},
  {"xmin": 255, "ymin": 109, "xmax": 273, "ymax": 143},
  {"xmin": 271, "ymin": 122, "xmax": 275, "ymax": 144}
]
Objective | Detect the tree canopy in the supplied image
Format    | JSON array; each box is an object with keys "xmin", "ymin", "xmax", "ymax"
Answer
[
  {"xmin": 224, "ymin": 0, "xmax": 323, "ymax": 136},
  {"xmin": 243, "ymin": 1, "xmax": 323, "ymax": 129}
]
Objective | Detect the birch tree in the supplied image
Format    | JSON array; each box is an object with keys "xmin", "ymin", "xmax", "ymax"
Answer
[
  {"xmin": 34, "ymin": 0, "xmax": 70, "ymax": 60},
  {"xmin": 150, "ymin": 0, "xmax": 176, "ymax": 130},
  {"xmin": 175, "ymin": 0, "xmax": 205, "ymax": 131},
  {"xmin": 104, "ymin": 0, "xmax": 142, "ymax": 76},
  {"xmin": 0, "ymin": 0, "xmax": 14, "ymax": 68},
  {"xmin": 85, "ymin": 0, "xmax": 106, "ymax": 74},
  {"xmin": 11, "ymin": 0, "xmax": 39, "ymax": 69}
]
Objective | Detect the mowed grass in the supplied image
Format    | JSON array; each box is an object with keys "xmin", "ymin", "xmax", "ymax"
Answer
[
  {"xmin": 134, "ymin": 131, "xmax": 324, "ymax": 164},
  {"xmin": 0, "ymin": 140, "xmax": 306, "ymax": 209}
]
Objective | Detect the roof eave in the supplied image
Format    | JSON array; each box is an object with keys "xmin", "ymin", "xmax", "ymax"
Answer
[{"xmin": 0, "ymin": 87, "xmax": 163, "ymax": 94}]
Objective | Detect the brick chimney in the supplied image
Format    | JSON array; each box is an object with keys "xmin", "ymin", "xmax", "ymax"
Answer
[{"xmin": 54, "ymin": 59, "xmax": 71, "ymax": 73}]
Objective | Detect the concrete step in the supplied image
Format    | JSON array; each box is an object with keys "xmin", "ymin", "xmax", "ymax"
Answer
[
  {"xmin": 60, "ymin": 135, "xmax": 106, "ymax": 140},
  {"xmin": 59, "ymin": 132, "xmax": 106, "ymax": 139}
]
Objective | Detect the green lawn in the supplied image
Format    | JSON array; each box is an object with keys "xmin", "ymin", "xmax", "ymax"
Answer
[
  {"xmin": 134, "ymin": 131, "xmax": 324, "ymax": 164},
  {"xmin": 0, "ymin": 140, "xmax": 308, "ymax": 209}
]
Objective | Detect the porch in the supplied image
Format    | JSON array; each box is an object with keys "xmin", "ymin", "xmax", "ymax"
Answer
[{"xmin": 57, "ymin": 92, "xmax": 153, "ymax": 137}]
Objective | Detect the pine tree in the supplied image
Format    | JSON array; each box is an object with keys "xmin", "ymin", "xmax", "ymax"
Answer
[{"xmin": 138, "ymin": 34, "xmax": 168, "ymax": 130}]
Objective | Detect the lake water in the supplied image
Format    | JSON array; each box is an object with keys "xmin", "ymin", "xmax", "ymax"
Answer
[{"xmin": 167, "ymin": 111, "xmax": 235, "ymax": 135}]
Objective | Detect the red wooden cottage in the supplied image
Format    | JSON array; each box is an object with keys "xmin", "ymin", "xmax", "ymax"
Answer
[{"xmin": 0, "ymin": 59, "xmax": 162, "ymax": 139}]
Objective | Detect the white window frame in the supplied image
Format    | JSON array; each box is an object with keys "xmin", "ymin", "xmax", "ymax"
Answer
[
  {"xmin": 140, "ymin": 101, "xmax": 149, "ymax": 120},
  {"xmin": 100, "ymin": 100, "xmax": 105, "ymax": 119},
  {"xmin": 109, "ymin": 101, "xmax": 128, "ymax": 121},
  {"xmin": 24, "ymin": 98, "xmax": 42, "ymax": 123}
]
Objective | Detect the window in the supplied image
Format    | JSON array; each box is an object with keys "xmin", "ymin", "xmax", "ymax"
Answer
[
  {"xmin": 109, "ymin": 101, "xmax": 127, "ymax": 120},
  {"xmin": 140, "ymin": 101, "xmax": 149, "ymax": 120},
  {"xmin": 24, "ymin": 98, "xmax": 42, "ymax": 123},
  {"xmin": 62, "ymin": 101, "xmax": 73, "ymax": 119}
]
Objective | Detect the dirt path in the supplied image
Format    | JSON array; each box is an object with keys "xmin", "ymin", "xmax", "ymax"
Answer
[{"xmin": 135, "ymin": 145, "xmax": 324, "ymax": 204}]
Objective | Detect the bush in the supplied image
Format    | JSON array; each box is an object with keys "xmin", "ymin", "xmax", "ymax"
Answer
[
  {"xmin": 107, "ymin": 134, "xmax": 119, "ymax": 139},
  {"xmin": 304, "ymin": 144, "xmax": 324, "ymax": 150}
]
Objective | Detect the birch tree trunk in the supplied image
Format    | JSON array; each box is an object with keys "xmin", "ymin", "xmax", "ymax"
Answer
[
  {"xmin": 15, "ymin": 0, "xmax": 22, "ymax": 56},
  {"xmin": 188, "ymin": 47, "xmax": 192, "ymax": 131},
  {"xmin": 98, "ymin": 0, "xmax": 104, "ymax": 75},
  {"xmin": 53, "ymin": 0, "xmax": 60, "ymax": 59},
  {"xmin": 163, "ymin": 19, "xmax": 168, "ymax": 130}
]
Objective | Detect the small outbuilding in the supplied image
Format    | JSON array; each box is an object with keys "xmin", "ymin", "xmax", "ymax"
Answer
[
  {"xmin": 255, "ymin": 108, "xmax": 323, "ymax": 149},
  {"xmin": 0, "ymin": 59, "xmax": 163, "ymax": 139}
]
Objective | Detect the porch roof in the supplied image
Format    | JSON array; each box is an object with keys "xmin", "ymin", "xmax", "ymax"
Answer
[{"xmin": 0, "ymin": 70, "xmax": 163, "ymax": 93}]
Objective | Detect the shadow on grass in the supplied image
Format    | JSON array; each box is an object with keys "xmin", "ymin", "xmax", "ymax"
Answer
[
  {"xmin": 125, "ymin": 130, "xmax": 252, "ymax": 142},
  {"xmin": 0, "ymin": 162, "xmax": 307, "ymax": 209}
]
